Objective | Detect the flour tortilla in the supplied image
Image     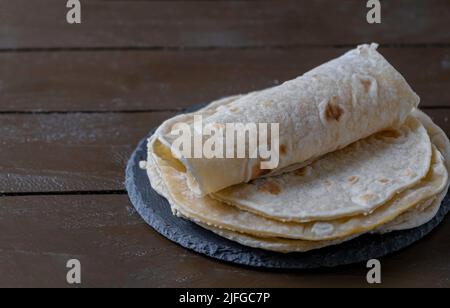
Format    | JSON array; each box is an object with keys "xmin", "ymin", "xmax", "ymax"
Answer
[
  {"xmin": 378, "ymin": 109, "xmax": 450, "ymax": 232},
  {"xmin": 195, "ymin": 195, "xmax": 437, "ymax": 252},
  {"xmin": 377, "ymin": 196, "xmax": 439, "ymax": 233},
  {"xmin": 147, "ymin": 136, "xmax": 447, "ymax": 241},
  {"xmin": 150, "ymin": 183, "xmax": 442, "ymax": 253},
  {"xmin": 147, "ymin": 153, "xmax": 359, "ymax": 252},
  {"xmin": 154, "ymin": 44, "xmax": 419, "ymax": 196},
  {"xmin": 196, "ymin": 222, "xmax": 358, "ymax": 253},
  {"xmin": 146, "ymin": 110, "xmax": 449, "ymax": 251},
  {"xmin": 194, "ymin": 192, "xmax": 442, "ymax": 253},
  {"xmin": 212, "ymin": 115, "xmax": 432, "ymax": 222},
  {"xmin": 198, "ymin": 111, "xmax": 450, "ymax": 252}
]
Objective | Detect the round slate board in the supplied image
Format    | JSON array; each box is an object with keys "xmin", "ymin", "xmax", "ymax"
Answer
[{"xmin": 125, "ymin": 104, "xmax": 450, "ymax": 269}]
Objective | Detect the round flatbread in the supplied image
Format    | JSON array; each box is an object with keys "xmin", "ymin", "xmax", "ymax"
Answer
[
  {"xmin": 147, "ymin": 137, "xmax": 447, "ymax": 241},
  {"xmin": 146, "ymin": 108, "xmax": 449, "ymax": 251},
  {"xmin": 212, "ymin": 115, "xmax": 432, "ymax": 222}
]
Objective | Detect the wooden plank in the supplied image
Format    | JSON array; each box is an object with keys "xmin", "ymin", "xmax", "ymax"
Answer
[
  {"xmin": 1, "ymin": 0, "xmax": 450, "ymax": 49},
  {"xmin": 1, "ymin": 47, "xmax": 449, "ymax": 112},
  {"xmin": 0, "ymin": 112, "xmax": 175, "ymax": 194},
  {"xmin": 1, "ymin": 109, "xmax": 450, "ymax": 194},
  {"xmin": 0, "ymin": 195, "xmax": 448, "ymax": 287}
]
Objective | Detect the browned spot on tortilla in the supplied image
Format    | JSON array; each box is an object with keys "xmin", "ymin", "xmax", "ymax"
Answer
[
  {"xmin": 378, "ymin": 178, "xmax": 390, "ymax": 184},
  {"xmin": 378, "ymin": 129, "xmax": 402, "ymax": 139},
  {"xmin": 403, "ymin": 169, "xmax": 413, "ymax": 177},
  {"xmin": 279, "ymin": 144, "xmax": 287, "ymax": 156},
  {"xmin": 263, "ymin": 101, "xmax": 274, "ymax": 107},
  {"xmin": 323, "ymin": 180, "xmax": 333, "ymax": 187},
  {"xmin": 294, "ymin": 167, "xmax": 308, "ymax": 176},
  {"xmin": 311, "ymin": 74, "xmax": 321, "ymax": 81},
  {"xmin": 324, "ymin": 97, "xmax": 344, "ymax": 122},
  {"xmin": 360, "ymin": 193, "xmax": 376, "ymax": 203},
  {"xmin": 258, "ymin": 180, "xmax": 281, "ymax": 195},
  {"xmin": 211, "ymin": 123, "xmax": 225, "ymax": 130},
  {"xmin": 348, "ymin": 176, "xmax": 359, "ymax": 184},
  {"xmin": 361, "ymin": 79, "xmax": 372, "ymax": 93},
  {"xmin": 252, "ymin": 163, "xmax": 271, "ymax": 178},
  {"xmin": 229, "ymin": 106, "xmax": 240, "ymax": 112}
]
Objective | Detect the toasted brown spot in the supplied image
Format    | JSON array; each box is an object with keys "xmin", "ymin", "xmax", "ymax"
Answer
[
  {"xmin": 279, "ymin": 144, "xmax": 288, "ymax": 156},
  {"xmin": 229, "ymin": 106, "xmax": 240, "ymax": 112},
  {"xmin": 258, "ymin": 180, "xmax": 281, "ymax": 195},
  {"xmin": 294, "ymin": 167, "xmax": 308, "ymax": 176},
  {"xmin": 211, "ymin": 123, "xmax": 225, "ymax": 130},
  {"xmin": 324, "ymin": 97, "xmax": 344, "ymax": 122},
  {"xmin": 263, "ymin": 101, "xmax": 274, "ymax": 107},
  {"xmin": 348, "ymin": 176, "xmax": 359, "ymax": 184},
  {"xmin": 323, "ymin": 180, "xmax": 333, "ymax": 187},
  {"xmin": 378, "ymin": 129, "xmax": 402, "ymax": 139},
  {"xmin": 361, "ymin": 79, "xmax": 372, "ymax": 93},
  {"xmin": 252, "ymin": 163, "xmax": 271, "ymax": 178},
  {"xmin": 378, "ymin": 178, "xmax": 390, "ymax": 184},
  {"xmin": 361, "ymin": 193, "xmax": 376, "ymax": 202},
  {"xmin": 403, "ymin": 169, "xmax": 414, "ymax": 177}
]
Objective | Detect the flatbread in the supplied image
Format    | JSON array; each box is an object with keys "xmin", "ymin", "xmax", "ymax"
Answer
[
  {"xmin": 154, "ymin": 44, "xmax": 419, "ymax": 196},
  {"xmin": 378, "ymin": 109, "xmax": 450, "ymax": 232},
  {"xmin": 198, "ymin": 111, "xmax": 450, "ymax": 252},
  {"xmin": 196, "ymin": 222, "xmax": 358, "ymax": 253},
  {"xmin": 212, "ymin": 115, "xmax": 432, "ymax": 222},
  {"xmin": 193, "ymin": 193, "xmax": 441, "ymax": 253},
  {"xmin": 378, "ymin": 197, "xmax": 439, "ymax": 232},
  {"xmin": 147, "ymin": 135, "xmax": 447, "ymax": 241},
  {"xmin": 146, "ymin": 108, "xmax": 449, "ymax": 252}
]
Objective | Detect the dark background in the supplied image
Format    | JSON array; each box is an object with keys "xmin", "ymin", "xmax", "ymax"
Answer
[{"xmin": 0, "ymin": 0, "xmax": 449, "ymax": 287}]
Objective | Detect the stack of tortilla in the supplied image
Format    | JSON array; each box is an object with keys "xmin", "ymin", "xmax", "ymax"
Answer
[{"xmin": 144, "ymin": 43, "xmax": 450, "ymax": 253}]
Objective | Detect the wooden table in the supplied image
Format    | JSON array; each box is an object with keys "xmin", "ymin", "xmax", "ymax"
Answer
[{"xmin": 1, "ymin": 0, "xmax": 449, "ymax": 288}]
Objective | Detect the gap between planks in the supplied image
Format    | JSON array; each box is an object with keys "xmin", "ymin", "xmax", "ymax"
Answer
[
  {"xmin": 0, "ymin": 109, "xmax": 183, "ymax": 115},
  {"xmin": 0, "ymin": 105, "xmax": 448, "ymax": 115},
  {"xmin": 0, "ymin": 190, "xmax": 127, "ymax": 197},
  {"xmin": 1, "ymin": 43, "xmax": 450, "ymax": 54}
]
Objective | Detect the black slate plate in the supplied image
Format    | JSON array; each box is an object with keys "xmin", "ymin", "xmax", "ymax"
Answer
[{"xmin": 125, "ymin": 104, "xmax": 450, "ymax": 269}]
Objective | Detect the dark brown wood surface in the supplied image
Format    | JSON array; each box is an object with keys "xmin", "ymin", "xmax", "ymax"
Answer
[
  {"xmin": 1, "ymin": 195, "xmax": 449, "ymax": 288},
  {"xmin": 2, "ymin": 0, "xmax": 450, "ymax": 49},
  {"xmin": 1, "ymin": 48, "xmax": 450, "ymax": 112},
  {"xmin": 0, "ymin": 0, "xmax": 449, "ymax": 288}
]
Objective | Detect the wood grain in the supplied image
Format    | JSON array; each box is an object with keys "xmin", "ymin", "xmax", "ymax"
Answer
[
  {"xmin": 0, "ymin": 195, "xmax": 448, "ymax": 288},
  {"xmin": 1, "ymin": 0, "xmax": 450, "ymax": 50},
  {"xmin": 0, "ymin": 112, "xmax": 175, "ymax": 194},
  {"xmin": 1, "ymin": 109, "xmax": 449, "ymax": 194},
  {"xmin": 1, "ymin": 47, "xmax": 449, "ymax": 112},
  {"xmin": 2, "ymin": 0, "xmax": 450, "ymax": 288}
]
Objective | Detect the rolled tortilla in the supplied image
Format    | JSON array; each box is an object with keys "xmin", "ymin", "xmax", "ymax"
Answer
[{"xmin": 153, "ymin": 43, "xmax": 419, "ymax": 196}]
